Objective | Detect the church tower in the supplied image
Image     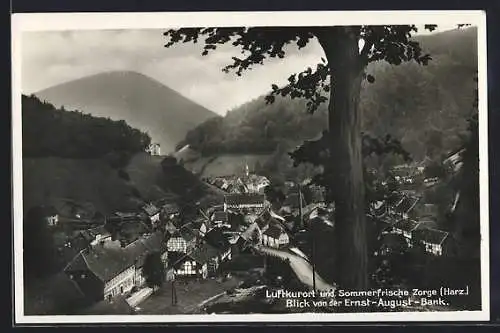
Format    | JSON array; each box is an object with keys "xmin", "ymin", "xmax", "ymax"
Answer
[{"xmin": 244, "ymin": 163, "xmax": 250, "ymax": 177}]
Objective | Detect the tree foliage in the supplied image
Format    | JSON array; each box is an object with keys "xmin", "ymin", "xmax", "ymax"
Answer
[
  {"xmin": 22, "ymin": 94, "xmax": 151, "ymax": 159},
  {"xmin": 142, "ymin": 252, "xmax": 165, "ymax": 289},
  {"xmin": 23, "ymin": 207, "xmax": 59, "ymax": 281},
  {"xmin": 165, "ymin": 25, "xmax": 435, "ymax": 113},
  {"xmin": 163, "ymin": 24, "xmax": 471, "ymax": 290}
]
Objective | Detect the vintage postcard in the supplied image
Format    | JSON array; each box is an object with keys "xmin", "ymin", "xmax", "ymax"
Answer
[{"xmin": 11, "ymin": 10, "xmax": 489, "ymax": 324}]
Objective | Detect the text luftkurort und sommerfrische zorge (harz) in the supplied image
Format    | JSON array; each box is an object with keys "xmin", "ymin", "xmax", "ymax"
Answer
[{"xmin": 265, "ymin": 286, "xmax": 471, "ymax": 309}]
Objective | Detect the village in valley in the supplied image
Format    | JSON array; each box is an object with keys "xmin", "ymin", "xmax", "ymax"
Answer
[
  {"xmin": 30, "ymin": 144, "xmax": 468, "ymax": 315},
  {"xmin": 18, "ymin": 23, "xmax": 482, "ymax": 317}
]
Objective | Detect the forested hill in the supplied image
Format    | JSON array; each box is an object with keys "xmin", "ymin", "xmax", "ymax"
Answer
[
  {"xmin": 34, "ymin": 71, "xmax": 218, "ymax": 153},
  {"xmin": 22, "ymin": 94, "xmax": 151, "ymax": 158},
  {"xmin": 177, "ymin": 27, "xmax": 478, "ymax": 161}
]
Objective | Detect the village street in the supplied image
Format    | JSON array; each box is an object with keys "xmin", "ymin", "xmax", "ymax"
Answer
[{"xmin": 252, "ymin": 245, "xmax": 334, "ymax": 292}]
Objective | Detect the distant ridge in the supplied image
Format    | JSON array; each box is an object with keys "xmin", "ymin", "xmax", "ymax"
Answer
[{"xmin": 34, "ymin": 71, "xmax": 218, "ymax": 154}]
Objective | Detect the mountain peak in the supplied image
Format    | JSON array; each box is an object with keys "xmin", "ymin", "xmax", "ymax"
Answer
[{"xmin": 34, "ymin": 71, "xmax": 218, "ymax": 154}]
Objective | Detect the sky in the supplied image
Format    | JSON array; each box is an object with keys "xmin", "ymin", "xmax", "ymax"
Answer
[{"xmin": 21, "ymin": 25, "xmax": 460, "ymax": 115}]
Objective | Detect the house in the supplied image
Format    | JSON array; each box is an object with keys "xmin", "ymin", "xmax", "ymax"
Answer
[
  {"xmin": 191, "ymin": 218, "xmax": 209, "ymax": 235},
  {"xmin": 211, "ymin": 210, "xmax": 230, "ymax": 227},
  {"xmin": 63, "ymin": 245, "xmax": 136, "ymax": 303},
  {"xmin": 165, "ymin": 220, "xmax": 178, "ymax": 235},
  {"xmin": 41, "ymin": 205, "xmax": 59, "ymax": 227},
  {"xmin": 308, "ymin": 215, "xmax": 335, "ymax": 229},
  {"xmin": 166, "ymin": 228, "xmax": 197, "ymax": 253},
  {"xmin": 391, "ymin": 219, "xmax": 421, "ymax": 247},
  {"xmin": 125, "ymin": 231, "xmax": 169, "ymax": 287},
  {"xmin": 172, "ymin": 243, "xmax": 222, "ymax": 279},
  {"xmin": 161, "ymin": 203, "xmax": 180, "ymax": 220},
  {"xmin": 370, "ymin": 200, "xmax": 388, "ymax": 218},
  {"xmin": 203, "ymin": 228, "xmax": 232, "ymax": 261},
  {"xmin": 243, "ymin": 174, "xmax": 271, "ymax": 194},
  {"xmin": 146, "ymin": 143, "xmax": 161, "ymax": 156},
  {"xmin": 443, "ymin": 148, "xmax": 465, "ymax": 173},
  {"xmin": 106, "ymin": 211, "xmax": 140, "ymax": 226},
  {"xmin": 386, "ymin": 191, "xmax": 405, "ymax": 208},
  {"xmin": 413, "ymin": 227, "xmax": 451, "ymax": 256},
  {"xmin": 141, "ymin": 203, "xmax": 160, "ymax": 225},
  {"xmin": 223, "ymin": 193, "xmax": 266, "ymax": 212},
  {"xmin": 261, "ymin": 224, "xmax": 289, "ymax": 249},
  {"xmin": 393, "ymin": 195, "xmax": 420, "ymax": 219}
]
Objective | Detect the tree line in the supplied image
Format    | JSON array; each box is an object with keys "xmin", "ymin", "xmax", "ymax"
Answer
[{"xmin": 22, "ymin": 94, "xmax": 151, "ymax": 159}]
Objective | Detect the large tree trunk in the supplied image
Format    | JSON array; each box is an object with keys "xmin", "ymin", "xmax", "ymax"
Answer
[{"xmin": 317, "ymin": 27, "xmax": 368, "ymax": 290}]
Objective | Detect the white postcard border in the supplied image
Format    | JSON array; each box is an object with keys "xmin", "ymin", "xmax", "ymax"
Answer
[{"xmin": 11, "ymin": 10, "xmax": 490, "ymax": 324}]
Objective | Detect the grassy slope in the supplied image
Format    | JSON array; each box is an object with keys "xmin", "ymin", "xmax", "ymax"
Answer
[
  {"xmin": 22, "ymin": 151, "xmax": 225, "ymax": 217},
  {"xmin": 22, "ymin": 152, "xmax": 172, "ymax": 216},
  {"xmin": 125, "ymin": 152, "xmax": 174, "ymax": 202},
  {"xmin": 183, "ymin": 154, "xmax": 273, "ymax": 178},
  {"xmin": 22, "ymin": 157, "xmax": 139, "ymax": 215}
]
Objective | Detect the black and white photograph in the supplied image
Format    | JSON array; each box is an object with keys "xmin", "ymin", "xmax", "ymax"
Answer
[{"xmin": 12, "ymin": 10, "xmax": 489, "ymax": 323}]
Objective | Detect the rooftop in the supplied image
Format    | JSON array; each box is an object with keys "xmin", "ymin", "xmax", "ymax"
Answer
[
  {"xmin": 188, "ymin": 242, "xmax": 221, "ymax": 264},
  {"xmin": 224, "ymin": 193, "xmax": 265, "ymax": 206},
  {"xmin": 65, "ymin": 231, "xmax": 167, "ymax": 282},
  {"xmin": 162, "ymin": 203, "xmax": 180, "ymax": 214},
  {"xmin": 212, "ymin": 211, "xmax": 229, "ymax": 222},
  {"xmin": 395, "ymin": 196, "xmax": 420, "ymax": 214},
  {"xmin": 142, "ymin": 203, "xmax": 160, "ymax": 216},
  {"xmin": 263, "ymin": 224, "xmax": 286, "ymax": 238},
  {"xmin": 414, "ymin": 226, "xmax": 449, "ymax": 245},
  {"xmin": 386, "ymin": 192, "xmax": 405, "ymax": 207},
  {"xmin": 393, "ymin": 219, "xmax": 420, "ymax": 233}
]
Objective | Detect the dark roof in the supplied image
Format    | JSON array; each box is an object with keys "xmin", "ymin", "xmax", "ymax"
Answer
[
  {"xmin": 263, "ymin": 224, "xmax": 286, "ymax": 238},
  {"xmin": 162, "ymin": 203, "xmax": 180, "ymax": 214},
  {"xmin": 387, "ymin": 192, "xmax": 404, "ymax": 207},
  {"xmin": 143, "ymin": 231, "xmax": 167, "ymax": 253},
  {"xmin": 187, "ymin": 243, "xmax": 221, "ymax": 264},
  {"xmin": 212, "ymin": 211, "xmax": 229, "ymax": 222},
  {"xmin": 370, "ymin": 201, "xmax": 388, "ymax": 217},
  {"xmin": 213, "ymin": 179, "xmax": 225, "ymax": 187},
  {"xmin": 172, "ymin": 227, "xmax": 197, "ymax": 242},
  {"xmin": 65, "ymin": 245, "xmax": 134, "ymax": 283},
  {"xmin": 392, "ymin": 219, "xmax": 420, "ymax": 233},
  {"xmin": 78, "ymin": 226, "xmax": 110, "ymax": 241},
  {"xmin": 224, "ymin": 193, "xmax": 265, "ymax": 206},
  {"xmin": 204, "ymin": 228, "xmax": 230, "ymax": 249},
  {"xmin": 123, "ymin": 231, "xmax": 167, "ymax": 267},
  {"xmin": 395, "ymin": 196, "xmax": 419, "ymax": 214},
  {"xmin": 142, "ymin": 203, "xmax": 160, "ymax": 216},
  {"xmin": 124, "ymin": 238, "xmax": 149, "ymax": 267},
  {"xmin": 414, "ymin": 227, "xmax": 449, "ymax": 245}
]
